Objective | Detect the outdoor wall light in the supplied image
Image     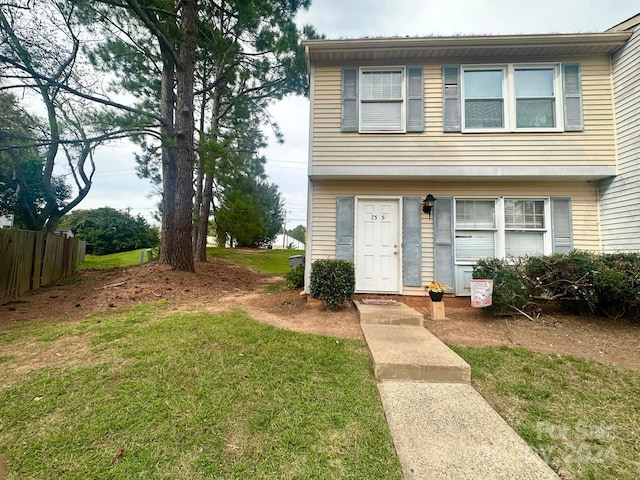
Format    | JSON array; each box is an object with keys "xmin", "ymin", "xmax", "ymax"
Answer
[{"xmin": 422, "ymin": 194, "xmax": 436, "ymax": 218}]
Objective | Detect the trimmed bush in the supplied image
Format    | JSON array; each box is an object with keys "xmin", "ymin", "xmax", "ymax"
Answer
[
  {"xmin": 592, "ymin": 253, "xmax": 640, "ymax": 318},
  {"xmin": 309, "ymin": 259, "xmax": 355, "ymax": 309},
  {"xmin": 473, "ymin": 251, "xmax": 640, "ymax": 320},
  {"xmin": 472, "ymin": 257, "xmax": 530, "ymax": 315},
  {"xmin": 285, "ymin": 264, "xmax": 305, "ymax": 289}
]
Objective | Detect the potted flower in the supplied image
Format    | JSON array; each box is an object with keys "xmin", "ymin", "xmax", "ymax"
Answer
[{"xmin": 426, "ymin": 280, "xmax": 450, "ymax": 302}]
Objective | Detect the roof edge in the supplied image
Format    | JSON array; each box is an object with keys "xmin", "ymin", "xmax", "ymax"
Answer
[
  {"xmin": 607, "ymin": 13, "xmax": 640, "ymax": 32},
  {"xmin": 302, "ymin": 31, "xmax": 631, "ymax": 53}
]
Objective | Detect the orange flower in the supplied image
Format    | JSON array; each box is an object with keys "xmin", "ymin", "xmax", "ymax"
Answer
[{"xmin": 425, "ymin": 280, "xmax": 450, "ymax": 293}]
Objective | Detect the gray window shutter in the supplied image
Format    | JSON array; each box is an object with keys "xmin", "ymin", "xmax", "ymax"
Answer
[
  {"xmin": 342, "ymin": 68, "xmax": 358, "ymax": 132},
  {"xmin": 336, "ymin": 196, "xmax": 354, "ymax": 261},
  {"xmin": 402, "ymin": 197, "xmax": 422, "ymax": 286},
  {"xmin": 551, "ymin": 197, "xmax": 573, "ymax": 253},
  {"xmin": 434, "ymin": 197, "xmax": 455, "ymax": 291},
  {"xmin": 406, "ymin": 67, "xmax": 424, "ymax": 132},
  {"xmin": 562, "ymin": 64, "xmax": 583, "ymax": 131},
  {"xmin": 442, "ymin": 66, "xmax": 461, "ymax": 132}
]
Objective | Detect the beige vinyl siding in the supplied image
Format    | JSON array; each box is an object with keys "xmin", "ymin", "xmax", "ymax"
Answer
[
  {"xmin": 599, "ymin": 26, "xmax": 640, "ymax": 251},
  {"xmin": 311, "ymin": 180, "xmax": 599, "ymax": 295},
  {"xmin": 311, "ymin": 56, "xmax": 616, "ymax": 170}
]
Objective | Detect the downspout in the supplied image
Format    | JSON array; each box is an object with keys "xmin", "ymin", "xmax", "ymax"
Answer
[{"xmin": 304, "ymin": 47, "xmax": 315, "ymax": 293}]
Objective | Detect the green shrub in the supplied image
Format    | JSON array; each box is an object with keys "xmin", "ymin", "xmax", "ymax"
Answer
[
  {"xmin": 472, "ymin": 258, "xmax": 531, "ymax": 315},
  {"xmin": 285, "ymin": 264, "xmax": 305, "ymax": 289},
  {"xmin": 59, "ymin": 207, "xmax": 159, "ymax": 255},
  {"xmin": 592, "ymin": 252, "xmax": 640, "ymax": 318},
  {"xmin": 474, "ymin": 251, "xmax": 640, "ymax": 320},
  {"xmin": 309, "ymin": 259, "xmax": 355, "ymax": 309},
  {"xmin": 523, "ymin": 251, "xmax": 596, "ymax": 314}
]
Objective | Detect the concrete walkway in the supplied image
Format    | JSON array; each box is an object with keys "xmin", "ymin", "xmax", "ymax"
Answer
[{"xmin": 356, "ymin": 300, "xmax": 559, "ymax": 480}]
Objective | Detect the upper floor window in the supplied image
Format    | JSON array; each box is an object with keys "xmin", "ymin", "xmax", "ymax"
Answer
[
  {"xmin": 514, "ymin": 68, "xmax": 556, "ymax": 128},
  {"xmin": 463, "ymin": 68, "xmax": 505, "ymax": 129},
  {"xmin": 361, "ymin": 68, "xmax": 404, "ymax": 131},
  {"xmin": 341, "ymin": 66, "xmax": 424, "ymax": 133},
  {"xmin": 443, "ymin": 63, "xmax": 583, "ymax": 133},
  {"xmin": 461, "ymin": 64, "xmax": 562, "ymax": 132}
]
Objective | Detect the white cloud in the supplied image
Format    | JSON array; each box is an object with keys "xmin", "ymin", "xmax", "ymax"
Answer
[{"xmin": 70, "ymin": 144, "xmax": 159, "ymax": 225}]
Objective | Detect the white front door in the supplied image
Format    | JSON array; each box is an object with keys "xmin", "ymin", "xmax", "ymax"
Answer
[{"xmin": 355, "ymin": 198, "xmax": 400, "ymax": 293}]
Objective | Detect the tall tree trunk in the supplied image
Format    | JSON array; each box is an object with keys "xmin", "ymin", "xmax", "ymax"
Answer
[
  {"xmin": 194, "ymin": 83, "xmax": 221, "ymax": 262},
  {"xmin": 192, "ymin": 75, "xmax": 208, "ymax": 257},
  {"xmin": 158, "ymin": 47, "xmax": 177, "ymax": 265},
  {"xmin": 195, "ymin": 171, "xmax": 214, "ymax": 260},
  {"xmin": 171, "ymin": 0, "xmax": 197, "ymax": 271}
]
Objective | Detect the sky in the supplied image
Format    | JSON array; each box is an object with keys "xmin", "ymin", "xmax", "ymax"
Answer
[{"xmin": 81, "ymin": 0, "xmax": 639, "ymax": 230}]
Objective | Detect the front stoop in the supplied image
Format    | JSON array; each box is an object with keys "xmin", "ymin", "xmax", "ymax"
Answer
[
  {"xmin": 361, "ymin": 324, "xmax": 471, "ymax": 383},
  {"xmin": 355, "ymin": 300, "xmax": 424, "ymax": 326},
  {"xmin": 378, "ymin": 382, "xmax": 559, "ymax": 480}
]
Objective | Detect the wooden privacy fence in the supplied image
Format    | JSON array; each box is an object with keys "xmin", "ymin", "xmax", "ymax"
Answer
[{"xmin": 0, "ymin": 229, "xmax": 86, "ymax": 304}]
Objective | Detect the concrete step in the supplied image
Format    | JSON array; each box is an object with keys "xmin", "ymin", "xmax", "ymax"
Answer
[
  {"xmin": 356, "ymin": 301, "xmax": 424, "ymax": 326},
  {"xmin": 378, "ymin": 382, "xmax": 559, "ymax": 479},
  {"xmin": 361, "ymin": 324, "xmax": 471, "ymax": 383}
]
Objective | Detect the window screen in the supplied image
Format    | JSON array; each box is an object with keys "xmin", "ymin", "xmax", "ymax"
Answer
[
  {"xmin": 463, "ymin": 69, "xmax": 504, "ymax": 128},
  {"xmin": 515, "ymin": 68, "xmax": 556, "ymax": 128}
]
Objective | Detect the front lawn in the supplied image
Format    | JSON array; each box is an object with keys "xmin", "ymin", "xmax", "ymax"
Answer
[
  {"xmin": 0, "ymin": 304, "xmax": 400, "ymax": 479},
  {"xmin": 206, "ymin": 247, "xmax": 304, "ymax": 274},
  {"xmin": 79, "ymin": 249, "xmax": 152, "ymax": 269},
  {"xmin": 452, "ymin": 345, "xmax": 640, "ymax": 480},
  {"xmin": 79, "ymin": 247, "xmax": 303, "ymax": 275}
]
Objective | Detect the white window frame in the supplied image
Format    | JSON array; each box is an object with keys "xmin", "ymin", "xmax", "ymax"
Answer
[
  {"xmin": 502, "ymin": 198, "xmax": 551, "ymax": 259},
  {"xmin": 454, "ymin": 198, "xmax": 497, "ymax": 263},
  {"xmin": 454, "ymin": 197, "xmax": 552, "ymax": 266},
  {"xmin": 461, "ymin": 66, "xmax": 507, "ymax": 132},
  {"xmin": 359, "ymin": 66, "xmax": 406, "ymax": 133},
  {"xmin": 461, "ymin": 63, "xmax": 563, "ymax": 133}
]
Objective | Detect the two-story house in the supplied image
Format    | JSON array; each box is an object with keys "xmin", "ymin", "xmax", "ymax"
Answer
[
  {"xmin": 599, "ymin": 14, "xmax": 640, "ymax": 252},
  {"xmin": 302, "ymin": 31, "xmax": 631, "ymax": 296}
]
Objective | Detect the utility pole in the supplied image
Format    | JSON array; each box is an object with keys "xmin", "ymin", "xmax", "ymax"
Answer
[{"xmin": 282, "ymin": 210, "xmax": 287, "ymax": 248}]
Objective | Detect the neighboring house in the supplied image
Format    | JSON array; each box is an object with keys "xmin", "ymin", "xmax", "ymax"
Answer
[
  {"xmin": 271, "ymin": 234, "xmax": 305, "ymax": 250},
  {"xmin": 54, "ymin": 227, "xmax": 74, "ymax": 238},
  {"xmin": 599, "ymin": 14, "xmax": 640, "ymax": 252},
  {"xmin": 0, "ymin": 215, "xmax": 13, "ymax": 229},
  {"xmin": 302, "ymin": 29, "xmax": 632, "ymax": 296}
]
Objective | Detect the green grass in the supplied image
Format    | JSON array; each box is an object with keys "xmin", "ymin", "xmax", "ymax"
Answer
[
  {"xmin": 79, "ymin": 249, "xmax": 151, "ymax": 269},
  {"xmin": 451, "ymin": 345, "xmax": 640, "ymax": 480},
  {"xmin": 207, "ymin": 247, "xmax": 304, "ymax": 274},
  {"xmin": 0, "ymin": 304, "xmax": 401, "ymax": 479},
  {"xmin": 79, "ymin": 247, "xmax": 302, "ymax": 275}
]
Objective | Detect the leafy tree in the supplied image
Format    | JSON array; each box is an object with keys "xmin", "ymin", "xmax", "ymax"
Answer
[
  {"xmin": 2, "ymin": 0, "xmax": 318, "ymax": 269},
  {"xmin": 84, "ymin": 0, "xmax": 318, "ymax": 268},
  {"xmin": 287, "ymin": 225, "xmax": 306, "ymax": 244},
  {"xmin": 0, "ymin": 2, "xmax": 155, "ymax": 231},
  {"xmin": 59, "ymin": 207, "xmax": 159, "ymax": 255},
  {"xmin": 0, "ymin": 93, "xmax": 72, "ymax": 229},
  {"xmin": 215, "ymin": 176, "xmax": 283, "ymax": 248},
  {"xmin": 191, "ymin": 1, "xmax": 316, "ymax": 261}
]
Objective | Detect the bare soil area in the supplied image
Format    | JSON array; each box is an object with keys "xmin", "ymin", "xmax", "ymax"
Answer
[{"xmin": 1, "ymin": 260, "xmax": 638, "ymax": 371}]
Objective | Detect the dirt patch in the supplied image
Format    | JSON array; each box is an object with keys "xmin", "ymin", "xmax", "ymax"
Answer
[
  {"xmin": 10, "ymin": 334, "xmax": 96, "ymax": 374},
  {"xmin": 406, "ymin": 296, "xmax": 640, "ymax": 371},
  {"xmin": 0, "ymin": 259, "xmax": 266, "ymax": 326},
  {"xmin": 1, "ymin": 261, "xmax": 638, "ymax": 371}
]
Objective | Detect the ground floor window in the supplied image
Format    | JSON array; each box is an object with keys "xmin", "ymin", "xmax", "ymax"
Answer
[
  {"xmin": 504, "ymin": 199, "xmax": 546, "ymax": 257},
  {"xmin": 454, "ymin": 197, "xmax": 549, "ymax": 263}
]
